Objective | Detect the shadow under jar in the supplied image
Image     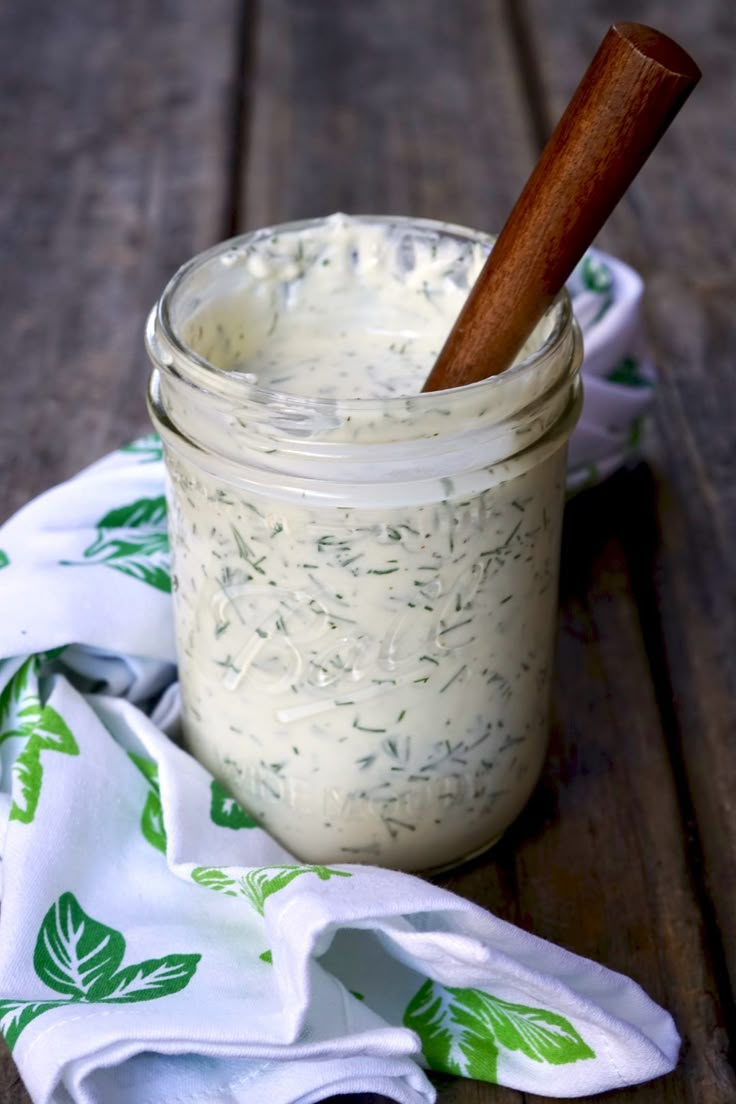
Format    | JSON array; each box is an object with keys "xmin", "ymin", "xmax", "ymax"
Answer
[{"xmin": 146, "ymin": 214, "xmax": 582, "ymax": 872}]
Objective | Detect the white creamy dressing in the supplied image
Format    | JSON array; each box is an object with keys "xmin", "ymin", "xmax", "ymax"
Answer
[{"xmin": 162, "ymin": 215, "xmax": 568, "ymax": 870}]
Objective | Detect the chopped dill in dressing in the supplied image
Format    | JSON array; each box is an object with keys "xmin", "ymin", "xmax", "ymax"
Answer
[{"xmin": 155, "ymin": 215, "xmax": 575, "ymax": 871}]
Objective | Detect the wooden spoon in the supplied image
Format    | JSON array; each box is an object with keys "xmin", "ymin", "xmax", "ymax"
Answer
[{"xmin": 422, "ymin": 23, "xmax": 700, "ymax": 393}]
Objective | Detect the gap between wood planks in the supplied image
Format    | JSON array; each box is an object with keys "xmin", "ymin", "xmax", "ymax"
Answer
[
  {"xmin": 499, "ymin": 0, "xmax": 736, "ymax": 1068},
  {"xmin": 514, "ymin": 8, "xmax": 736, "ymax": 1081},
  {"xmin": 230, "ymin": 5, "xmax": 734, "ymax": 1099},
  {"xmin": 503, "ymin": 0, "xmax": 553, "ymax": 151},
  {"xmin": 224, "ymin": 0, "xmax": 259, "ymax": 238},
  {"xmin": 620, "ymin": 465, "xmax": 736, "ymax": 1057}
]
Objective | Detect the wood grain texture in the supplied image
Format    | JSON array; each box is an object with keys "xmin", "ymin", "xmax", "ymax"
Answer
[
  {"xmin": 1, "ymin": 1, "xmax": 734, "ymax": 1103},
  {"xmin": 241, "ymin": 3, "xmax": 734, "ymax": 1102},
  {"xmin": 523, "ymin": 0, "xmax": 736, "ymax": 1054},
  {"xmin": 527, "ymin": 474, "xmax": 732, "ymax": 1101},
  {"xmin": 0, "ymin": 0, "xmax": 243, "ymax": 1098},
  {"xmin": 240, "ymin": 0, "xmax": 536, "ymax": 230},
  {"xmin": 423, "ymin": 22, "xmax": 700, "ymax": 390},
  {"xmin": 440, "ymin": 477, "xmax": 736, "ymax": 1104},
  {"xmin": 0, "ymin": 0, "xmax": 242, "ymax": 524}
]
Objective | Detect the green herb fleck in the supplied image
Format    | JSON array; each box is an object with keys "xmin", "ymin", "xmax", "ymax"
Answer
[
  {"xmin": 352, "ymin": 718, "xmax": 387, "ymax": 734},
  {"xmin": 440, "ymin": 665, "xmax": 467, "ymax": 693}
]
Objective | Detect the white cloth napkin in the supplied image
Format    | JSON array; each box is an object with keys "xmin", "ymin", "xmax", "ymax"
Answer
[
  {"xmin": 566, "ymin": 249, "xmax": 655, "ymax": 491},
  {"xmin": 0, "ymin": 251, "xmax": 673, "ymax": 1104}
]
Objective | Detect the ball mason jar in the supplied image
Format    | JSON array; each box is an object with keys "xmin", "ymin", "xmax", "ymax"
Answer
[{"xmin": 146, "ymin": 214, "xmax": 582, "ymax": 872}]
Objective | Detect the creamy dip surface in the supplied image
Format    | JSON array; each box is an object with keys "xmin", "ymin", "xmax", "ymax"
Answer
[
  {"xmin": 160, "ymin": 215, "xmax": 568, "ymax": 870},
  {"xmin": 185, "ymin": 214, "xmax": 491, "ymax": 399}
]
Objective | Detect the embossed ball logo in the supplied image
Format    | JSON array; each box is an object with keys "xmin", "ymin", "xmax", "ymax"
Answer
[{"xmin": 210, "ymin": 555, "xmax": 487, "ymax": 723}]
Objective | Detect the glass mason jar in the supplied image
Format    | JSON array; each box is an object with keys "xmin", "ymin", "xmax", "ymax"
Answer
[{"xmin": 146, "ymin": 214, "xmax": 582, "ymax": 872}]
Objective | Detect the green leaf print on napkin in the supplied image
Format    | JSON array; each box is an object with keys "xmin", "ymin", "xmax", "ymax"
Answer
[
  {"xmin": 191, "ymin": 867, "xmax": 239, "ymax": 895},
  {"xmin": 129, "ymin": 763, "xmax": 257, "ymax": 852},
  {"xmin": 62, "ymin": 496, "xmax": 171, "ymax": 593},
  {"xmin": 240, "ymin": 865, "xmax": 352, "ymax": 915},
  {"xmin": 0, "ymin": 657, "xmax": 41, "ymax": 739},
  {"xmin": 119, "ymin": 434, "xmax": 164, "ymax": 464},
  {"xmin": 0, "ymin": 549, "xmax": 9, "ymax": 568},
  {"xmin": 580, "ymin": 254, "xmax": 613, "ymax": 294},
  {"xmin": 210, "ymin": 779, "xmax": 258, "ymax": 829},
  {"xmin": 129, "ymin": 752, "xmax": 167, "ymax": 853},
  {"xmin": 0, "ymin": 893, "xmax": 200, "ymax": 1051},
  {"xmin": 0, "ymin": 1002, "xmax": 64, "ymax": 1053},
  {"xmin": 606, "ymin": 355, "xmax": 653, "ymax": 389},
  {"xmin": 35, "ymin": 892, "xmax": 126, "ymax": 997},
  {"xmin": 0, "ymin": 657, "xmax": 79, "ymax": 824},
  {"xmin": 404, "ymin": 979, "xmax": 594, "ymax": 1084},
  {"xmin": 578, "ymin": 254, "xmax": 614, "ymax": 323},
  {"xmin": 191, "ymin": 864, "xmax": 351, "ymax": 915},
  {"xmin": 11, "ymin": 705, "xmax": 79, "ymax": 824}
]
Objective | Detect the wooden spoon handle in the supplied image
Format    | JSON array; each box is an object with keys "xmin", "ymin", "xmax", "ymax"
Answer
[{"xmin": 422, "ymin": 23, "xmax": 700, "ymax": 393}]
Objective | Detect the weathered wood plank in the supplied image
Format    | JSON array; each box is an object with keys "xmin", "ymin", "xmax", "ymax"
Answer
[
  {"xmin": 440, "ymin": 474, "xmax": 736, "ymax": 1104},
  {"xmin": 0, "ymin": 0, "xmax": 242, "ymax": 525},
  {"xmin": 521, "ymin": 0, "xmax": 736, "ymax": 1072},
  {"xmin": 529, "ymin": 473, "xmax": 731, "ymax": 1102},
  {"xmin": 241, "ymin": 3, "xmax": 735, "ymax": 1103},
  {"xmin": 0, "ymin": 1, "xmax": 243, "ymax": 1099},
  {"xmin": 1, "ymin": 3, "xmax": 731, "ymax": 1104},
  {"xmin": 240, "ymin": 0, "xmax": 536, "ymax": 230}
]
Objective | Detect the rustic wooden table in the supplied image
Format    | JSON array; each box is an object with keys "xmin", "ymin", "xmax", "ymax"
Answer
[{"xmin": 1, "ymin": 2, "xmax": 734, "ymax": 1101}]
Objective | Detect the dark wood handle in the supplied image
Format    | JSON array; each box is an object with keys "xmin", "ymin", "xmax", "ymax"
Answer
[{"xmin": 422, "ymin": 23, "xmax": 700, "ymax": 392}]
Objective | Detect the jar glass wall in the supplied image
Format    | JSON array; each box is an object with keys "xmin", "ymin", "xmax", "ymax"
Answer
[{"xmin": 146, "ymin": 214, "xmax": 582, "ymax": 871}]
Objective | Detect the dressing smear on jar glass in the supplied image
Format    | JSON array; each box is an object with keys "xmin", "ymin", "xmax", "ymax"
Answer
[{"xmin": 148, "ymin": 214, "xmax": 582, "ymax": 871}]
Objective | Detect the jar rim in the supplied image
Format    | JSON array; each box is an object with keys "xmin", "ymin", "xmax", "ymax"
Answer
[{"xmin": 152, "ymin": 213, "xmax": 572, "ymax": 412}]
